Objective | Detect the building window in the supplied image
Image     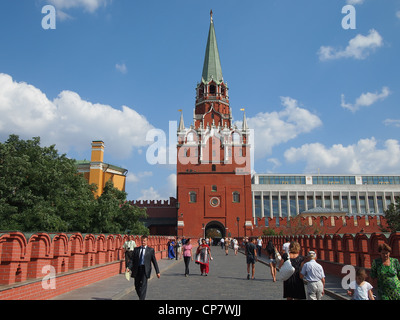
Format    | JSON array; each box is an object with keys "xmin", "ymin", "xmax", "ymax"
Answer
[
  {"xmin": 212, "ymin": 164, "xmax": 216, "ymax": 171},
  {"xmin": 368, "ymin": 196, "xmax": 375, "ymax": 213},
  {"xmin": 281, "ymin": 196, "xmax": 288, "ymax": 217},
  {"xmin": 189, "ymin": 192, "xmax": 197, "ymax": 203},
  {"xmin": 211, "ymin": 185, "xmax": 217, "ymax": 192},
  {"xmin": 233, "ymin": 191, "xmax": 240, "ymax": 203},
  {"xmin": 298, "ymin": 196, "xmax": 305, "ymax": 214},
  {"xmin": 209, "ymin": 84, "xmax": 216, "ymax": 94}
]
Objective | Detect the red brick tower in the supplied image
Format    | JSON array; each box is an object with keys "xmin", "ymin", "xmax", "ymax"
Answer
[{"xmin": 176, "ymin": 11, "xmax": 253, "ymax": 239}]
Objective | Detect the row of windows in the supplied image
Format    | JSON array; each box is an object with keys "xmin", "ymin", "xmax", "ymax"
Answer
[
  {"xmin": 362, "ymin": 176, "xmax": 400, "ymax": 185},
  {"xmin": 253, "ymin": 194, "xmax": 392, "ymax": 218},
  {"xmin": 255, "ymin": 175, "xmax": 400, "ymax": 185},
  {"xmin": 257, "ymin": 176, "xmax": 306, "ymax": 185},
  {"xmin": 189, "ymin": 191, "xmax": 240, "ymax": 203},
  {"xmin": 312, "ymin": 176, "xmax": 356, "ymax": 185}
]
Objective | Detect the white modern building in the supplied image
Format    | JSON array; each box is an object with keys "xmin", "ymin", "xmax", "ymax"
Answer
[{"xmin": 251, "ymin": 174, "xmax": 400, "ymax": 226}]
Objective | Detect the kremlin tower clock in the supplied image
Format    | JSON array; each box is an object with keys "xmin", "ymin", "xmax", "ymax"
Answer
[{"xmin": 176, "ymin": 11, "xmax": 253, "ymax": 239}]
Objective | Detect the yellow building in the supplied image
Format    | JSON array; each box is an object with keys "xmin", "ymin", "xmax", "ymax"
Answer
[{"xmin": 76, "ymin": 141, "xmax": 128, "ymax": 197}]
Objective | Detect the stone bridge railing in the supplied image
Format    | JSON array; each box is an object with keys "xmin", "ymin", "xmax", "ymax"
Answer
[
  {"xmin": 257, "ymin": 232, "xmax": 400, "ymax": 280},
  {"xmin": 0, "ymin": 232, "xmax": 174, "ymax": 300}
]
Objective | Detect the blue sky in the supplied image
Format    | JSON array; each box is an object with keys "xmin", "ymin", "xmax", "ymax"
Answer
[{"xmin": 0, "ymin": 0, "xmax": 399, "ymax": 201}]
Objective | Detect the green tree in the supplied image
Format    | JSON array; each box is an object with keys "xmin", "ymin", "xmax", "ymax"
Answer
[
  {"xmin": 383, "ymin": 197, "xmax": 400, "ymax": 233},
  {"xmin": 0, "ymin": 135, "xmax": 149, "ymax": 235},
  {"xmin": 0, "ymin": 135, "xmax": 96, "ymax": 232}
]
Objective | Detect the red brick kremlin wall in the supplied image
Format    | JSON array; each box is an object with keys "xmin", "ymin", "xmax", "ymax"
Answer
[
  {"xmin": 257, "ymin": 232, "xmax": 400, "ymax": 289},
  {"xmin": 0, "ymin": 232, "xmax": 172, "ymax": 300},
  {"xmin": 252, "ymin": 215, "xmax": 389, "ymax": 236}
]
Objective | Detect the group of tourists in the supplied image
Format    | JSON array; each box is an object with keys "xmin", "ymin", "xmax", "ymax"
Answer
[
  {"xmin": 261, "ymin": 236, "xmax": 400, "ymax": 300},
  {"xmin": 123, "ymin": 234, "xmax": 400, "ymax": 301}
]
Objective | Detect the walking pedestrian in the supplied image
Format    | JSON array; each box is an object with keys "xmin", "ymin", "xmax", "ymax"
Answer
[
  {"xmin": 195, "ymin": 238, "xmax": 213, "ymax": 276},
  {"xmin": 182, "ymin": 238, "xmax": 193, "ymax": 277},
  {"xmin": 127, "ymin": 235, "xmax": 160, "ymax": 300},
  {"xmin": 257, "ymin": 236, "xmax": 263, "ymax": 257},
  {"xmin": 123, "ymin": 235, "xmax": 136, "ymax": 269},
  {"xmin": 282, "ymin": 237, "xmax": 290, "ymax": 254},
  {"xmin": 370, "ymin": 243, "xmax": 400, "ymax": 300},
  {"xmin": 246, "ymin": 237, "xmax": 257, "ymax": 280},
  {"xmin": 300, "ymin": 251, "xmax": 325, "ymax": 300},
  {"xmin": 279, "ymin": 241, "xmax": 306, "ymax": 300},
  {"xmin": 224, "ymin": 237, "xmax": 229, "ymax": 255},
  {"xmin": 167, "ymin": 238, "xmax": 175, "ymax": 259},
  {"xmin": 266, "ymin": 241, "xmax": 277, "ymax": 282},
  {"xmin": 233, "ymin": 238, "xmax": 239, "ymax": 256},
  {"xmin": 176, "ymin": 237, "xmax": 182, "ymax": 260}
]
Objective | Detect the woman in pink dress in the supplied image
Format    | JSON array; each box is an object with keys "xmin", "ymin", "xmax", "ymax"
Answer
[{"xmin": 182, "ymin": 238, "xmax": 193, "ymax": 277}]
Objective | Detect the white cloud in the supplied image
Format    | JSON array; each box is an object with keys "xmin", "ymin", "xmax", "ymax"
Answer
[
  {"xmin": 240, "ymin": 97, "xmax": 322, "ymax": 160},
  {"xmin": 126, "ymin": 171, "xmax": 153, "ymax": 184},
  {"xmin": 137, "ymin": 173, "xmax": 176, "ymax": 200},
  {"xmin": 346, "ymin": 0, "xmax": 364, "ymax": 5},
  {"xmin": 284, "ymin": 138, "xmax": 400, "ymax": 174},
  {"xmin": 318, "ymin": 29, "xmax": 383, "ymax": 61},
  {"xmin": 116, "ymin": 63, "xmax": 128, "ymax": 74},
  {"xmin": 383, "ymin": 119, "xmax": 400, "ymax": 128},
  {"xmin": 341, "ymin": 87, "xmax": 390, "ymax": 113},
  {"xmin": 0, "ymin": 73, "xmax": 154, "ymax": 158},
  {"xmin": 137, "ymin": 187, "xmax": 161, "ymax": 201},
  {"xmin": 46, "ymin": 0, "xmax": 110, "ymax": 13}
]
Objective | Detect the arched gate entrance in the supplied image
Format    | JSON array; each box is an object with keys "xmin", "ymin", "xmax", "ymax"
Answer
[{"xmin": 204, "ymin": 221, "xmax": 226, "ymax": 241}]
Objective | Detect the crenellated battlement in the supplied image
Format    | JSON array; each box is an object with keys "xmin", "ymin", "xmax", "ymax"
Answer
[
  {"xmin": 129, "ymin": 197, "xmax": 177, "ymax": 208},
  {"xmin": 0, "ymin": 232, "xmax": 176, "ymax": 300},
  {"xmin": 252, "ymin": 214, "xmax": 389, "ymax": 236}
]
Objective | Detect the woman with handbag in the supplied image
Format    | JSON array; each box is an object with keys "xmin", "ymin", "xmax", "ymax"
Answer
[{"xmin": 279, "ymin": 241, "xmax": 306, "ymax": 300}]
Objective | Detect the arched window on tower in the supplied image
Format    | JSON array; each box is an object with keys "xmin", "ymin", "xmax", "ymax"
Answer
[
  {"xmin": 209, "ymin": 84, "xmax": 216, "ymax": 95},
  {"xmin": 189, "ymin": 192, "xmax": 197, "ymax": 203}
]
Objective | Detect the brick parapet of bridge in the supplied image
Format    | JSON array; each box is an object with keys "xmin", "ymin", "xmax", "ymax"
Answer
[
  {"xmin": 259, "ymin": 232, "xmax": 400, "ymax": 272},
  {"xmin": 253, "ymin": 215, "xmax": 388, "ymax": 236},
  {"xmin": 0, "ymin": 232, "xmax": 172, "ymax": 300}
]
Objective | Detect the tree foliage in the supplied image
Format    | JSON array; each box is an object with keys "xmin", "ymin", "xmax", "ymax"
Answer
[
  {"xmin": 0, "ymin": 135, "xmax": 148, "ymax": 234},
  {"xmin": 383, "ymin": 196, "xmax": 400, "ymax": 233}
]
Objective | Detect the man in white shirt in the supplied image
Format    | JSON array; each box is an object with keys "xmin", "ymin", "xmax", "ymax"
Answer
[
  {"xmin": 300, "ymin": 251, "xmax": 326, "ymax": 300},
  {"xmin": 282, "ymin": 237, "xmax": 290, "ymax": 254}
]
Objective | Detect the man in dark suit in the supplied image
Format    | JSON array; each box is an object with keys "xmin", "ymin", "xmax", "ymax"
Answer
[{"xmin": 127, "ymin": 235, "xmax": 160, "ymax": 300}]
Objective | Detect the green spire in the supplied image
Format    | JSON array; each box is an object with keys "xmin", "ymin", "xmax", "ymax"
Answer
[{"xmin": 201, "ymin": 10, "xmax": 223, "ymax": 84}]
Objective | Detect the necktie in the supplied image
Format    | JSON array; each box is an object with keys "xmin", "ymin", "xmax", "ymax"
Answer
[{"xmin": 139, "ymin": 247, "xmax": 145, "ymax": 265}]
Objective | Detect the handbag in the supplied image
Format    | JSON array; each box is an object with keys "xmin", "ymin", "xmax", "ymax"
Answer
[
  {"xmin": 125, "ymin": 269, "xmax": 131, "ymax": 281},
  {"xmin": 274, "ymin": 249, "xmax": 282, "ymax": 265},
  {"xmin": 279, "ymin": 256, "xmax": 295, "ymax": 281}
]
